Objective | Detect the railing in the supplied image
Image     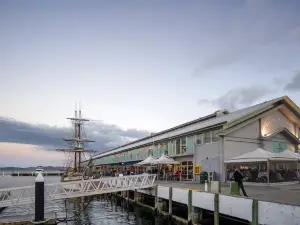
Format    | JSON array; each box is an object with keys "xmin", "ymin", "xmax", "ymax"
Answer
[{"xmin": 0, "ymin": 174, "xmax": 156, "ymax": 208}]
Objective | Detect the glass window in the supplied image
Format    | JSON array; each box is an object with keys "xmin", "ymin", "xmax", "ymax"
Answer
[
  {"xmin": 212, "ymin": 130, "xmax": 220, "ymax": 142},
  {"xmin": 176, "ymin": 139, "xmax": 180, "ymax": 155},
  {"xmin": 172, "ymin": 140, "xmax": 176, "ymax": 155},
  {"xmin": 195, "ymin": 134, "xmax": 203, "ymax": 145},
  {"xmin": 168, "ymin": 141, "xmax": 173, "ymax": 156},
  {"xmin": 181, "ymin": 137, "xmax": 187, "ymax": 154},
  {"xmin": 204, "ymin": 131, "xmax": 211, "ymax": 143}
]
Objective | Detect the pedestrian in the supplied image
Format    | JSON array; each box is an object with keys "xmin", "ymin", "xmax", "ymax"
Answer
[{"xmin": 233, "ymin": 167, "xmax": 248, "ymax": 197}]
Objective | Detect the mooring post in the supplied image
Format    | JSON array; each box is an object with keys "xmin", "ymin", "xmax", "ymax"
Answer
[
  {"xmin": 35, "ymin": 172, "xmax": 44, "ymax": 224},
  {"xmin": 168, "ymin": 187, "xmax": 172, "ymax": 216},
  {"xmin": 214, "ymin": 193, "xmax": 219, "ymax": 225},
  {"xmin": 252, "ymin": 199, "xmax": 259, "ymax": 225},
  {"xmin": 188, "ymin": 190, "xmax": 192, "ymax": 223}
]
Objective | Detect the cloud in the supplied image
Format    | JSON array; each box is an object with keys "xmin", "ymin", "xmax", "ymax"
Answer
[
  {"xmin": 0, "ymin": 142, "xmax": 65, "ymax": 167},
  {"xmin": 284, "ymin": 72, "xmax": 300, "ymax": 91},
  {"xmin": 193, "ymin": 1, "xmax": 300, "ymax": 76},
  {"xmin": 0, "ymin": 116, "xmax": 150, "ymax": 152},
  {"xmin": 198, "ymin": 86, "xmax": 273, "ymax": 111}
]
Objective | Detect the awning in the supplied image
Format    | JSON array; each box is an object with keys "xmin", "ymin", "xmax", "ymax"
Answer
[{"xmin": 95, "ymin": 160, "xmax": 142, "ymax": 167}]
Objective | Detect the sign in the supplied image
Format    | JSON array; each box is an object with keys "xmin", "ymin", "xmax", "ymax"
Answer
[{"xmin": 261, "ymin": 111, "xmax": 295, "ymax": 137}]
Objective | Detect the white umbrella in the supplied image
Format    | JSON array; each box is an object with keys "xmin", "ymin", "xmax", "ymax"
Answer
[
  {"xmin": 270, "ymin": 150, "xmax": 299, "ymax": 161},
  {"xmin": 134, "ymin": 155, "xmax": 158, "ymax": 166},
  {"xmin": 224, "ymin": 148, "xmax": 277, "ymax": 163},
  {"xmin": 156, "ymin": 154, "xmax": 180, "ymax": 164}
]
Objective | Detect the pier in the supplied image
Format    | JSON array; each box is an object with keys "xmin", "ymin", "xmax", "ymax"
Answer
[
  {"xmin": 1, "ymin": 174, "xmax": 300, "ymax": 225},
  {"xmin": 123, "ymin": 183, "xmax": 300, "ymax": 225},
  {"xmin": 0, "ymin": 174, "xmax": 156, "ymax": 208}
]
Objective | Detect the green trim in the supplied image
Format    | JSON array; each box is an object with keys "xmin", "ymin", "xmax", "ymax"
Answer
[
  {"xmin": 252, "ymin": 199, "xmax": 259, "ymax": 225},
  {"xmin": 214, "ymin": 193, "xmax": 219, "ymax": 225}
]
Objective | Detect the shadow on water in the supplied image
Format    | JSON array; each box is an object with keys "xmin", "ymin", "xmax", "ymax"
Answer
[{"xmin": 53, "ymin": 195, "xmax": 173, "ymax": 225}]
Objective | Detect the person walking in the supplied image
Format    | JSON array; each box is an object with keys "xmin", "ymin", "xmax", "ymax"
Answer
[{"xmin": 233, "ymin": 167, "xmax": 248, "ymax": 197}]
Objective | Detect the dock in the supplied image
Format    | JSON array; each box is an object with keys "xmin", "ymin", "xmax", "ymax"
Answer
[
  {"xmin": 156, "ymin": 180, "xmax": 300, "ymax": 206},
  {"xmin": 132, "ymin": 183, "xmax": 300, "ymax": 225},
  {"xmin": 1, "ymin": 175, "xmax": 300, "ymax": 225},
  {"xmin": 1, "ymin": 171, "xmax": 64, "ymax": 176}
]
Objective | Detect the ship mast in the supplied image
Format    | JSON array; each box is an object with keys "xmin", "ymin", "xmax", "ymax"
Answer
[{"xmin": 57, "ymin": 103, "xmax": 96, "ymax": 172}]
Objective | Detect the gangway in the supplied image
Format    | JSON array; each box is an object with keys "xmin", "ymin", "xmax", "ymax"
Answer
[{"xmin": 0, "ymin": 174, "xmax": 156, "ymax": 208}]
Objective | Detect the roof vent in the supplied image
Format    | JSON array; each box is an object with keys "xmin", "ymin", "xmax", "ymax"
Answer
[{"xmin": 215, "ymin": 109, "xmax": 229, "ymax": 116}]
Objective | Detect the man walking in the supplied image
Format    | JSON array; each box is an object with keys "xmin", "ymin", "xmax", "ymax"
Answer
[{"xmin": 233, "ymin": 167, "xmax": 248, "ymax": 197}]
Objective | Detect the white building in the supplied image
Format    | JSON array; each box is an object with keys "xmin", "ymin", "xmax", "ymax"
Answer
[{"xmin": 90, "ymin": 96, "xmax": 300, "ymax": 182}]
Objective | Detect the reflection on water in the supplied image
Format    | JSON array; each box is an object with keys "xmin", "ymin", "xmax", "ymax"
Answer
[{"xmin": 0, "ymin": 176, "xmax": 171, "ymax": 224}]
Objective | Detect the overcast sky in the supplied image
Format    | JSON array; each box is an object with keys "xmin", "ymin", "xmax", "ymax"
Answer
[{"xmin": 1, "ymin": 0, "xmax": 300, "ymax": 166}]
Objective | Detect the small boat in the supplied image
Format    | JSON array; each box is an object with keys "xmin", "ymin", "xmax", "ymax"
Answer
[{"xmin": 35, "ymin": 166, "xmax": 44, "ymax": 174}]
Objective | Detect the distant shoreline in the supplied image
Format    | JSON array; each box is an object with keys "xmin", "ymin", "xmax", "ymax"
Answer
[{"xmin": 0, "ymin": 166, "xmax": 64, "ymax": 172}]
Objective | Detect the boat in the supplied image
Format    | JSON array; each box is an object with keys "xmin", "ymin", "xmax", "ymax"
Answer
[
  {"xmin": 35, "ymin": 166, "xmax": 44, "ymax": 174},
  {"xmin": 57, "ymin": 105, "xmax": 96, "ymax": 182}
]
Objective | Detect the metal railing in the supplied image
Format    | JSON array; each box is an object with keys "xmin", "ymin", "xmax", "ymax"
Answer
[{"xmin": 0, "ymin": 174, "xmax": 156, "ymax": 208}]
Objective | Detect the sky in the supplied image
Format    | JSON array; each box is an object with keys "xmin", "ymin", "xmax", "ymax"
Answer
[{"xmin": 1, "ymin": 0, "xmax": 300, "ymax": 167}]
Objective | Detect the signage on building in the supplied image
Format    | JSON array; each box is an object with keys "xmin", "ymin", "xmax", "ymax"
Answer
[{"xmin": 261, "ymin": 111, "xmax": 295, "ymax": 137}]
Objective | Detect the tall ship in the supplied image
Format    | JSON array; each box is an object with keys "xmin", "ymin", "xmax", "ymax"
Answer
[{"xmin": 57, "ymin": 105, "xmax": 96, "ymax": 182}]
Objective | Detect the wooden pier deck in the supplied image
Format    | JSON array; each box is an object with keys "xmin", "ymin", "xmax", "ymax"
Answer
[{"xmin": 156, "ymin": 180, "xmax": 300, "ymax": 206}]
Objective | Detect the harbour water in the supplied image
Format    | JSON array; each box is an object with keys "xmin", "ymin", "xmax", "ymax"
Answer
[{"xmin": 0, "ymin": 176, "xmax": 170, "ymax": 225}]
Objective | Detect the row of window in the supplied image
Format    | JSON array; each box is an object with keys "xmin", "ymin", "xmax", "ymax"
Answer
[
  {"xmin": 94, "ymin": 129, "xmax": 220, "ymax": 164},
  {"xmin": 195, "ymin": 130, "xmax": 220, "ymax": 145}
]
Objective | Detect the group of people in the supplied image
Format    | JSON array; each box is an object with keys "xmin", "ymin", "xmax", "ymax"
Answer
[{"xmin": 228, "ymin": 167, "xmax": 299, "ymax": 183}]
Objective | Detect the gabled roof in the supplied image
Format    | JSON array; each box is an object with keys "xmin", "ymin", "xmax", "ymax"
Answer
[
  {"xmin": 91, "ymin": 96, "xmax": 299, "ymax": 160},
  {"xmin": 262, "ymin": 127, "xmax": 300, "ymax": 144},
  {"xmin": 223, "ymin": 96, "xmax": 300, "ymax": 131}
]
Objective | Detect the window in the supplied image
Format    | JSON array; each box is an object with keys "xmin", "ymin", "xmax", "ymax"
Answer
[
  {"xmin": 195, "ymin": 134, "xmax": 203, "ymax": 145},
  {"xmin": 176, "ymin": 139, "xmax": 180, "ymax": 155},
  {"xmin": 212, "ymin": 130, "xmax": 220, "ymax": 142},
  {"xmin": 204, "ymin": 131, "xmax": 211, "ymax": 143},
  {"xmin": 172, "ymin": 140, "xmax": 176, "ymax": 155},
  {"xmin": 181, "ymin": 137, "xmax": 187, "ymax": 154}
]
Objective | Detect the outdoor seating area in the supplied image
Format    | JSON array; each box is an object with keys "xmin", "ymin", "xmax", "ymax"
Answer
[
  {"xmin": 225, "ymin": 148, "xmax": 300, "ymax": 183},
  {"xmin": 134, "ymin": 154, "xmax": 181, "ymax": 181}
]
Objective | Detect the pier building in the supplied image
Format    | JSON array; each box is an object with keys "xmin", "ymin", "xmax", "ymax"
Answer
[{"xmin": 90, "ymin": 96, "xmax": 300, "ymax": 182}]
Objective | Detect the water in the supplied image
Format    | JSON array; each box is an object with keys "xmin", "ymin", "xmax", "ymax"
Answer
[{"xmin": 0, "ymin": 176, "xmax": 171, "ymax": 225}]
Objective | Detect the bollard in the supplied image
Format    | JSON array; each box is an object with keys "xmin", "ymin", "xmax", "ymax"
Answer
[
  {"xmin": 204, "ymin": 180, "xmax": 208, "ymax": 192},
  {"xmin": 35, "ymin": 172, "xmax": 44, "ymax": 224}
]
